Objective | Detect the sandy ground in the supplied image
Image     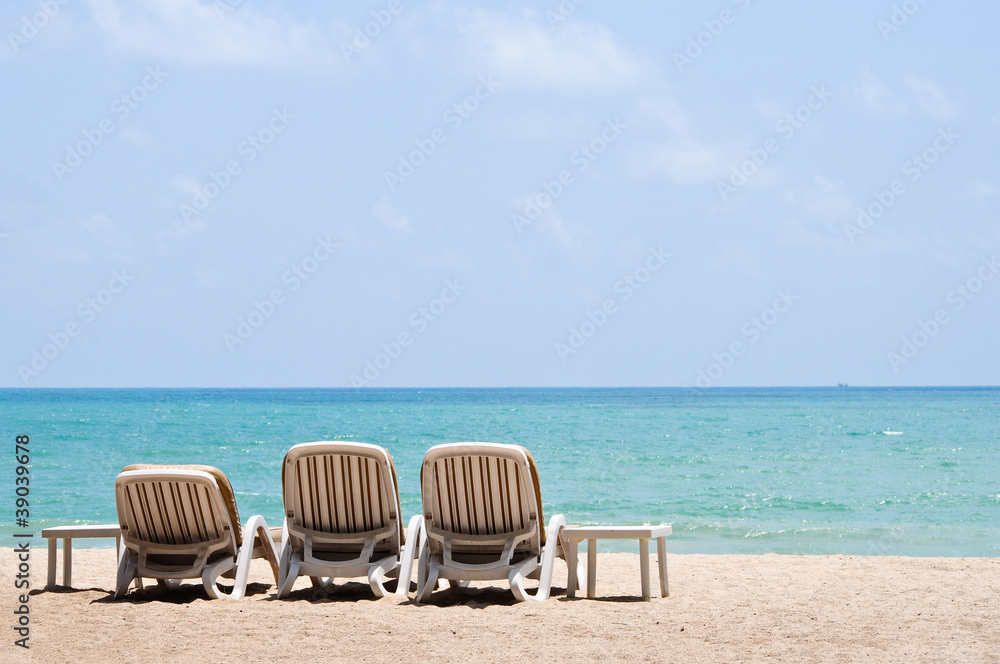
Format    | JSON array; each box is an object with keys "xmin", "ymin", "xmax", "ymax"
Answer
[{"xmin": 3, "ymin": 548, "xmax": 998, "ymax": 664}]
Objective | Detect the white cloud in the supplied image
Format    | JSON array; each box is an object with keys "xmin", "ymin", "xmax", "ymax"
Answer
[
  {"xmin": 968, "ymin": 180, "xmax": 998, "ymax": 199},
  {"xmin": 850, "ymin": 71, "xmax": 959, "ymax": 120},
  {"xmin": 85, "ymin": 0, "xmax": 350, "ymax": 73},
  {"xmin": 76, "ymin": 211, "xmax": 136, "ymax": 262},
  {"xmin": 904, "ymin": 76, "xmax": 958, "ymax": 119},
  {"xmin": 157, "ymin": 176, "xmax": 207, "ymax": 240},
  {"xmin": 628, "ymin": 99, "xmax": 739, "ymax": 184},
  {"xmin": 850, "ymin": 71, "xmax": 908, "ymax": 116},
  {"xmin": 120, "ymin": 126, "xmax": 156, "ymax": 150},
  {"xmin": 80, "ymin": 211, "xmax": 116, "ymax": 237},
  {"xmin": 784, "ymin": 176, "xmax": 855, "ymax": 221},
  {"xmin": 510, "ymin": 193, "xmax": 596, "ymax": 256},
  {"xmin": 169, "ymin": 174, "xmax": 200, "ymax": 197},
  {"xmin": 642, "ymin": 141, "xmax": 736, "ymax": 184},
  {"xmin": 372, "ymin": 197, "xmax": 411, "ymax": 232},
  {"xmin": 444, "ymin": 7, "xmax": 657, "ymax": 92},
  {"xmin": 754, "ymin": 96, "xmax": 787, "ymax": 122}
]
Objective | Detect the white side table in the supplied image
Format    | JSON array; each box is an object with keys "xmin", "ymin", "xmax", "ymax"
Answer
[
  {"xmin": 563, "ymin": 525, "xmax": 672, "ymax": 600},
  {"xmin": 41, "ymin": 525, "xmax": 121, "ymax": 589}
]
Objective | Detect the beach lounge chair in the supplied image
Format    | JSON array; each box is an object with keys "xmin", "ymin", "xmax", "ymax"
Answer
[
  {"xmin": 416, "ymin": 442, "xmax": 577, "ymax": 602},
  {"xmin": 114, "ymin": 464, "xmax": 279, "ymax": 600},
  {"xmin": 276, "ymin": 442, "xmax": 422, "ymax": 598}
]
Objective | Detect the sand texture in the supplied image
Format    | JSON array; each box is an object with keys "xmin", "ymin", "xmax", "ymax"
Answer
[{"xmin": 3, "ymin": 548, "xmax": 998, "ymax": 663}]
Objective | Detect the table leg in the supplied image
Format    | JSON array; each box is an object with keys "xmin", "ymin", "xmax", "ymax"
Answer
[
  {"xmin": 639, "ymin": 538, "xmax": 650, "ymax": 600},
  {"xmin": 47, "ymin": 538, "xmax": 56, "ymax": 588},
  {"xmin": 63, "ymin": 538, "xmax": 72, "ymax": 588},
  {"xmin": 566, "ymin": 539, "xmax": 578, "ymax": 599},
  {"xmin": 586, "ymin": 539, "xmax": 597, "ymax": 599},
  {"xmin": 657, "ymin": 536, "xmax": 669, "ymax": 597}
]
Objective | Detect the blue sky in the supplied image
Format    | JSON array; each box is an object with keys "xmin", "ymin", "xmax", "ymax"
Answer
[{"xmin": 1, "ymin": 0, "xmax": 998, "ymax": 387}]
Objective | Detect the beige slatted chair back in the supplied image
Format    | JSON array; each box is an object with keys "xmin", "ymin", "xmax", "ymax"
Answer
[
  {"xmin": 421, "ymin": 443, "xmax": 545, "ymax": 558},
  {"xmin": 115, "ymin": 466, "xmax": 239, "ymax": 567},
  {"xmin": 282, "ymin": 442, "xmax": 402, "ymax": 556}
]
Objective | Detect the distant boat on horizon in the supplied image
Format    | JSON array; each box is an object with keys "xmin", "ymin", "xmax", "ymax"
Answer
[{"xmin": 837, "ymin": 383, "xmax": 848, "ymax": 387}]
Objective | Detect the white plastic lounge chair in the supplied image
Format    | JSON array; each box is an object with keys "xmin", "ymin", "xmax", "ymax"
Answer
[
  {"xmin": 277, "ymin": 442, "xmax": 422, "ymax": 598},
  {"xmin": 416, "ymin": 442, "xmax": 577, "ymax": 602},
  {"xmin": 114, "ymin": 464, "xmax": 279, "ymax": 600}
]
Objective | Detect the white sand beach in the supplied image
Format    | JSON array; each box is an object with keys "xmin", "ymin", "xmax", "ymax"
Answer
[{"xmin": 4, "ymin": 548, "xmax": 997, "ymax": 663}]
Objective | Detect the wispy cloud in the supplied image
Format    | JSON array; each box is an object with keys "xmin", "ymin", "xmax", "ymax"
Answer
[
  {"xmin": 628, "ymin": 99, "xmax": 738, "ymax": 184},
  {"xmin": 850, "ymin": 71, "xmax": 908, "ymax": 116},
  {"xmin": 120, "ymin": 126, "xmax": 157, "ymax": 150},
  {"xmin": 904, "ymin": 75, "xmax": 959, "ymax": 119},
  {"xmin": 785, "ymin": 176, "xmax": 855, "ymax": 221},
  {"xmin": 169, "ymin": 174, "xmax": 200, "ymax": 198},
  {"xmin": 443, "ymin": 7, "xmax": 658, "ymax": 93},
  {"xmin": 85, "ymin": 0, "xmax": 351, "ymax": 73},
  {"xmin": 510, "ymin": 194, "xmax": 596, "ymax": 257},
  {"xmin": 849, "ymin": 71, "xmax": 959, "ymax": 120},
  {"xmin": 372, "ymin": 197, "xmax": 412, "ymax": 232},
  {"xmin": 968, "ymin": 180, "xmax": 998, "ymax": 199}
]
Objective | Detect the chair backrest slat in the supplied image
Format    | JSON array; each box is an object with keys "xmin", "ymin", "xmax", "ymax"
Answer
[
  {"xmin": 282, "ymin": 442, "xmax": 402, "ymax": 549},
  {"xmin": 116, "ymin": 471, "xmax": 233, "ymax": 549},
  {"xmin": 421, "ymin": 443, "xmax": 545, "ymax": 554}
]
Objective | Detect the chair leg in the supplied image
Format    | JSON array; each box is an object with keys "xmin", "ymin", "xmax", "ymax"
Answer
[
  {"xmin": 510, "ymin": 513, "xmax": 567, "ymax": 602},
  {"xmin": 509, "ymin": 557, "xmax": 541, "ymax": 602},
  {"xmin": 277, "ymin": 546, "xmax": 300, "ymax": 598},
  {"xmin": 367, "ymin": 556, "xmax": 399, "ymax": 598},
  {"xmin": 395, "ymin": 515, "xmax": 423, "ymax": 597},
  {"xmin": 415, "ymin": 541, "xmax": 439, "ymax": 603},
  {"xmin": 247, "ymin": 515, "xmax": 279, "ymax": 586},
  {"xmin": 221, "ymin": 514, "xmax": 275, "ymax": 599},
  {"xmin": 202, "ymin": 558, "xmax": 236, "ymax": 599},
  {"xmin": 114, "ymin": 551, "xmax": 137, "ymax": 599}
]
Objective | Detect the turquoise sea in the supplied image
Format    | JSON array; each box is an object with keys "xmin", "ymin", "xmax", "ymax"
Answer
[{"xmin": 3, "ymin": 387, "xmax": 998, "ymax": 556}]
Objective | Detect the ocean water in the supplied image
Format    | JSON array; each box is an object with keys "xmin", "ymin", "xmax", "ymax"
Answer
[{"xmin": 3, "ymin": 387, "xmax": 998, "ymax": 556}]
